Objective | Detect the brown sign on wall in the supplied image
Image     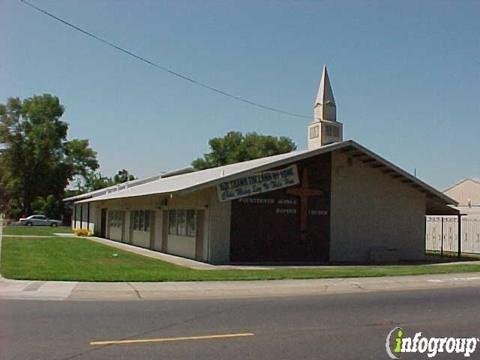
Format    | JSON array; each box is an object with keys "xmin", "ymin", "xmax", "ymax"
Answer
[{"xmin": 230, "ymin": 153, "xmax": 331, "ymax": 263}]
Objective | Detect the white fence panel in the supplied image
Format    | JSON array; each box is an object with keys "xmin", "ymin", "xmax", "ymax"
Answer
[
  {"xmin": 426, "ymin": 216, "xmax": 480, "ymax": 254},
  {"xmin": 462, "ymin": 218, "xmax": 480, "ymax": 253}
]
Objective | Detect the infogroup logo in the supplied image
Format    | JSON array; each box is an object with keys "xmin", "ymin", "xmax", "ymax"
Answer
[{"xmin": 385, "ymin": 327, "xmax": 479, "ymax": 359}]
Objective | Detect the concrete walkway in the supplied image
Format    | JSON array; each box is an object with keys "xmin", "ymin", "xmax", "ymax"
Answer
[
  {"xmin": 87, "ymin": 237, "xmax": 274, "ymax": 270},
  {"xmin": 2, "ymin": 272, "xmax": 480, "ymax": 301},
  {"xmin": 87, "ymin": 236, "xmax": 218, "ymax": 270}
]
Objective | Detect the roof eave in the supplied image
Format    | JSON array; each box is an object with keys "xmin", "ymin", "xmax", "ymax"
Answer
[
  {"xmin": 73, "ymin": 140, "xmax": 456, "ymax": 207},
  {"xmin": 346, "ymin": 141, "xmax": 458, "ymax": 206}
]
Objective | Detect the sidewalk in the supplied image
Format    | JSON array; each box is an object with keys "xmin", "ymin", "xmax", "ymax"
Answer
[
  {"xmin": 87, "ymin": 236, "xmax": 218, "ymax": 270},
  {"xmin": 85, "ymin": 236, "xmax": 275, "ymax": 270},
  {"xmin": 2, "ymin": 272, "xmax": 480, "ymax": 301}
]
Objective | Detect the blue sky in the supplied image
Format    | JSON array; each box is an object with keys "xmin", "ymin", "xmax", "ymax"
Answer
[{"xmin": 1, "ymin": 0, "xmax": 479, "ymax": 189}]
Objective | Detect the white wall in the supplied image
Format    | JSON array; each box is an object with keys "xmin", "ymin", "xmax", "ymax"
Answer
[
  {"xmin": 165, "ymin": 189, "xmax": 210, "ymax": 261},
  {"xmin": 72, "ymin": 203, "xmax": 96, "ymax": 233},
  {"xmin": 124, "ymin": 210, "xmax": 131, "ymax": 243},
  {"xmin": 131, "ymin": 230, "xmax": 150, "ymax": 248},
  {"xmin": 152, "ymin": 210, "xmax": 163, "ymax": 251},
  {"xmin": 167, "ymin": 235, "xmax": 196, "ymax": 258},
  {"xmin": 109, "ymin": 226, "xmax": 123, "ymax": 242},
  {"xmin": 166, "ymin": 187, "xmax": 232, "ymax": 263},
  {"xmin": 330, "ymin": 151, "xmax": 426, "ymax": 263},
  {"xmin": 207, "ymin": 189, "xmax": 231, "ymax": 264},
  {"xmin": 73, "ymin": 187, "xmax": 232, "ymax": 264},
  {"xmin": 94, "ymin": 197, "xmax": 160, "ymax": 245}
]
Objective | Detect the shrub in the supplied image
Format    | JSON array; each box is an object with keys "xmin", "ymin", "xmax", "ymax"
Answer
[{"xmin": 73, "ymin": 228, "xmax": 92, "ymax": 237}]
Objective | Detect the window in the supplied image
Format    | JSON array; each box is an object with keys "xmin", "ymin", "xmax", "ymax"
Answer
[
  {"xmin": 168, "ymin": 209, "xmax": 196, "ymax": 237},
  {"xmin": 132, "ymin": 211, "xmax": 138, "ymax": 230},
  {"xmin": 109, "ymin": 211, "xmax": 124, "ymax": 228},
  {"xmin": 177, "ymin": 210, "xmax": 186, "ymax": 236},
  {"xmin": 309, "ymin": 125, "xmax": 319, "ymax": 139},
  {"xmin": 145, "ymin": 211, "xmax": 150, "ymax": 231},
  {"xmin": 332, "ymin": 126, "xmax": 340, "ymax": 137},
  {"xmin": 130, "ymin": 210, "xmax": 151, "ymax": 232},
  {"xmin": 186, "ymin": 210, "xmax": 196, "ymax": 237},
  {"xmin": 325, "ymin": 125, "xmax": 340, "ymax": 138},
  {"xmin": 168, "ymin": 210, "xmax": 176, "ymax": 234},
  {"xmin": 138, "ymin": 210, "xmax": 144, "ymax": 231},
  {"xmin": 325, "ymin": 125, "xmax": 333, "ymax": 137}
]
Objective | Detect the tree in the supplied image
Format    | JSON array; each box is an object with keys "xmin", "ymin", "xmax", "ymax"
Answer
[
  {"xmin": 81, "ymin": 172, "xmax": 113, "ymax": 192},
  {"xmin": 80, "ymin": 169, "xmax": 136, "ymax": 192},
  {"xmin": 113, "ymin": 169, "xmax": 135, "ymax": 184},
  {"xmin": 0, "ymin": 94, "xmax": 99, "ymax": 218},
  {"xmin": 31, "ymin": 195, "xmax": 59, "ymax": 219},
  {"xmin": 192, "ymin": 131, "xmax": 296, "ymax": 170}
]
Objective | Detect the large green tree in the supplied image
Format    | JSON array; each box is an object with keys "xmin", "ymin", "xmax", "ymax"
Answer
[
  {"xmin": 113, "ymin": 169, "xmax": 135, "ymax": 184},
  {"xmin": 80, "ymin": 169, "xmax": 136, "ymax": 192},
  {"xmin": 0, "ymin": 94, "xmax": 98, "ymax": 218},
  {"xmin": 192, "ymin": 131, "xmax": 296, "ymax": 170}
]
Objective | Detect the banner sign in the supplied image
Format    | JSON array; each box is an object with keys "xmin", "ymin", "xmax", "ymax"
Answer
[{"xmin": 217, "ymin": 165, "xmax": 299, "ymax": 202}]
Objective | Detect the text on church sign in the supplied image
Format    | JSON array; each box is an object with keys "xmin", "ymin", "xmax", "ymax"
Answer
[{"xmin": 217, "ymin": 165, "xmax": 300, "ymax": 202}]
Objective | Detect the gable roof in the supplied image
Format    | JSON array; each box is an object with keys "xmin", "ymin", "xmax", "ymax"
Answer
[
  {"xmin": 443, "ymin": 178, "xmax": 480, "ymax": 206},
  {"xmin": 64, "ymin": 173, "xmax": 165, "ymax": 202},
  {"xmin": 444, "ymin": 178, "xmax": 480, "ymax": 193},
  {"xmin": 73, "ymin": 140, "xmax": 457, "ymax": 212}
]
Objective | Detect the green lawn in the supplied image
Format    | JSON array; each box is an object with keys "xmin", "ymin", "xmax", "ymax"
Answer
[
  {"xmin": 3, "ymin": 225, "xmax": 72, "ymax": 236},
  {"xmin": 2, "ymin": 236, "xmax": 480, "ymax": 282}
]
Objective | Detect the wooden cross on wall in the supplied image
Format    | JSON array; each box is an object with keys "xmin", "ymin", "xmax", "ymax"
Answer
[{"xmin": 286, "ymin": 167, "xmax": 323, "ymax": 238}]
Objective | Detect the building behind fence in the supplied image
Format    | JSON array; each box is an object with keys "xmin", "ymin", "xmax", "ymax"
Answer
[{"xmin": 426, "ymin": 178, "xmax": 480, "ymax": 254}]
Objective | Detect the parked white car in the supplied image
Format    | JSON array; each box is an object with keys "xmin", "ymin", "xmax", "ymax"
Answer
[{"xmin": 18, "ymin": 215, "xmax": 62, "ymax": 227}]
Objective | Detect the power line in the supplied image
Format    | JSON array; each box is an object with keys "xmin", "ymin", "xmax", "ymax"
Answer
[{"xmin": 20, "ymin": 0, "xmax": 310, "ymax": 119}]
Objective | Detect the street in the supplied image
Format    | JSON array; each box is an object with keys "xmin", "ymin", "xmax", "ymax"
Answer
[{"xmin": 2, "ymin": 286, "xmax": 480, "ymax": 360}]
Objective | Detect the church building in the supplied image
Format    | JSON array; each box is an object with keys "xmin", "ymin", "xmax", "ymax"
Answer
[{"xmin": 66, "ymin": 67, "xmax": 457, "ymax": 264}]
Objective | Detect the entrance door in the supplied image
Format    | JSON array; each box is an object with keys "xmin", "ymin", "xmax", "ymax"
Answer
[{"xmin": 100, "ymin": 208, "xmax": 107, "ymax": 238}]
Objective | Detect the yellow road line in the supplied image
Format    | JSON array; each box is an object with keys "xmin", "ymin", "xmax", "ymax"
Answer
[{"xmin": 90, "ymin": 332, "xmax": 254, "ymax": 346}]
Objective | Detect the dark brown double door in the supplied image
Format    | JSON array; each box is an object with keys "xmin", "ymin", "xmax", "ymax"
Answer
[{"xmin": 230, "ymin": 155, "xmax": 331, "ymax": 264}]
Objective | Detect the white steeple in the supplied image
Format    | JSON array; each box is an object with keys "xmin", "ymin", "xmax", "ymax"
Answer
[
  {"xmin": 308, "ymin": 65, "xmax": 343, "ymax": 150},
  {"xmin": 314, "ymin": 65, "xmax": 336, "ymax": 121}
]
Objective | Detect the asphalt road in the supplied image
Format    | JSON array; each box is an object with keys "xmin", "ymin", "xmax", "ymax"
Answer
[{"xmin": 2, "ymin": 287, "xmax": 480, "ymax": 360}]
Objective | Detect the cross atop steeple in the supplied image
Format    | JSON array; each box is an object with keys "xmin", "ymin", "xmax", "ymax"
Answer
[{"xmin": 308, "ymin": 65, "xmax": 343, "ymax": 150}]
